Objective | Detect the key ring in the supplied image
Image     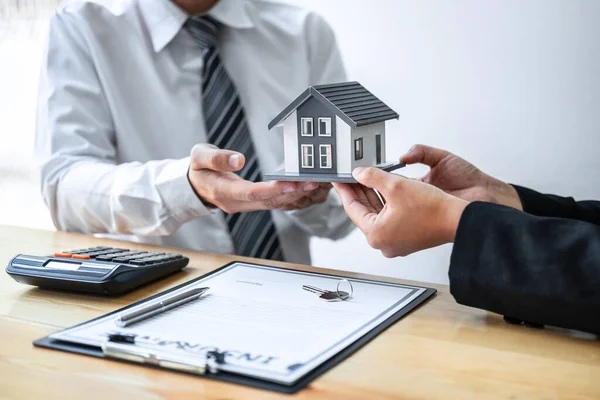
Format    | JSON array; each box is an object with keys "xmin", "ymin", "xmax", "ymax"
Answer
[{"xmin": 336, "ymin": 279, "xmax": 354, "ymax": 300}]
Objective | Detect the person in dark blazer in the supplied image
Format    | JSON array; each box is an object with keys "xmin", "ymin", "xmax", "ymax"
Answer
[{"xmin": 332, "ymin": 145, "xmax": 600, "ymax": 335}]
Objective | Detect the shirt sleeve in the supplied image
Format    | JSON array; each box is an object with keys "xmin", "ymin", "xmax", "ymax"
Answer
[
  {"xmin": 513, "ymin": 185, "xmax": 600, "ymax": 226},
  {"xmin": 449, "ymin": 201, "xmax": 600, "ymax": 335},
  {"xmin": 35, "ymin": 10, "xmax": 211, "ymax": 236},
  {"xmin": 283, "ymin": 11, "xmax": 355, "ymax": 240}
]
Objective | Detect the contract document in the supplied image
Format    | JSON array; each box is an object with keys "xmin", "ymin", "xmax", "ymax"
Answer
[{"xmin": 47, "ymin": 262, "xmax": 432, "ymax": 386}]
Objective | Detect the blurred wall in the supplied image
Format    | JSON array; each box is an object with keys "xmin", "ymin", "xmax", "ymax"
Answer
[
  {"xmin": 1, "ymin": 0, "xmax": 600, "ymax": 284},
  {"xmin": 0, "ymin": 4, "xmax": 56, "ymax": 231},
  {"xmin": 288, "ymin": 0, "xmax": 600, "ymax": 283}
]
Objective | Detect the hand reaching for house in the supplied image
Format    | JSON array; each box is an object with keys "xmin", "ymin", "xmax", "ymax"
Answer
[
  {"xmin": 332, "ymin": 167, "xmax": 468, "ymax": 257},
  {"xmin": 187, "ymin": 144, "xmax": 325, "ymax": 213},
  {"xmin": 332, "ymin": 145, "xmax": 524, "ymax": 257},
  {"xmin": 401, "ymin": 145, "xmax": 523, "ymax": 210}
]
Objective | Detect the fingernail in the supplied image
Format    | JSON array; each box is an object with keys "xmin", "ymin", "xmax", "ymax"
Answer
[
  {"xmin": 283, "ymin": 185, "xmax": 295, "ymax": 193},
  {"xmin": 229, "ymin": 154, "xmax": 241, "ymax": 168},
  {"xmin": 303, "ymin": 182, "xmax": 318, "ymax": 192},
  {"xmin": 401, "ymin": 146, "xmax": 416, "ymax": 160},
  {"xmin": 352, "ymin": 167, "xmax": 364, "ymax": 178}
]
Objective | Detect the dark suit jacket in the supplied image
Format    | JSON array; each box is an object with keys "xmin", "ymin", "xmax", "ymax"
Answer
[{"xmin": 449, "ymin": 186, "xmax": 600, "ymax": 335}]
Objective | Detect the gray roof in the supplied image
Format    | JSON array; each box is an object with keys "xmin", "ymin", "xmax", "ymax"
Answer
[{"xmin": 268, "ymin": 81, "xmax": 399, "ymax": 130}]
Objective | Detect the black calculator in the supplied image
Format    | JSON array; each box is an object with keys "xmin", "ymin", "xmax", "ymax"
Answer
[{"xmin": 6, "ymin": 246, "xmax": 189, "ymax": 295}]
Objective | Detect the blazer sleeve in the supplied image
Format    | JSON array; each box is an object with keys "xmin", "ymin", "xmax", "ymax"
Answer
[
  {"xmin": 449, "ymin": 201, "xmax": 600, "ymax": 335},
  {"xmin": 513, "ymin": 185, "xmax": 600, "ymax": 225}
]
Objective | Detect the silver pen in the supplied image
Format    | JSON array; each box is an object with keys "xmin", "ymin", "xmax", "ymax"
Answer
[{"xmin": 115, "ymin": 286, "xmax": 210, "ymax": 327}]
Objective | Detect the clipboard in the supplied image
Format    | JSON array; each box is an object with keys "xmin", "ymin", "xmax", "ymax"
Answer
[{"xmin": 34, "ymin": 261, "xmax": 436, "ymax": 394}]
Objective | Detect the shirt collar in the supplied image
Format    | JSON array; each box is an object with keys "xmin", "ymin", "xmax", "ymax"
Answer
[{"xmin": 140, "ymin": 0, "xmax": 255, "ymax": 53}]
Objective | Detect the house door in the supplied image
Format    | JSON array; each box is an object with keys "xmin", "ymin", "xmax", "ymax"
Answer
[{"xmin": 375, "ymin": 134, "xmax": 382, "ymax": 164}]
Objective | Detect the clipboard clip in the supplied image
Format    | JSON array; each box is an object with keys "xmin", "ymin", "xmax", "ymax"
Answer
[{"xmin": 102, "ymin": 333, "xmax": 225, "ymax": 375}]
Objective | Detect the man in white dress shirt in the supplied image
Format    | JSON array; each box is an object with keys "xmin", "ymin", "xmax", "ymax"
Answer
[{"xmin": 35, "ymin": 0, "xmax": 354, "ymax": 264}]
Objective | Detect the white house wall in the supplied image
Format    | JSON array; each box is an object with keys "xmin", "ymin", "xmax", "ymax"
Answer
[
  {"xmin": 335, "ymin": 116, "xmax": 351, "ymax": 173},
  {"xmin": 350, "ymin": 122, "xmax": 386, "ymax": 169},
  {"xmin": 283, "ymin": 110, "xmax": 299, "ymax": 173}
]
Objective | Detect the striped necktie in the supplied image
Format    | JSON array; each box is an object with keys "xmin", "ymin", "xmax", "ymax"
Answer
[{"xmin": 184, "ymin": 16, "xmax": 285, "ymax": 261}]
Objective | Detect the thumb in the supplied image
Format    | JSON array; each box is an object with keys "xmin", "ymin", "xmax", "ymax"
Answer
[
  {"xmin": 400, "ymin": 144, "xmax": 449, "ymax": 168},
  {"xmin": 190, "ymin": 143, "xmax": 245, "ymax": 172},
  {"xmin": 352, "ymin": 167, "xmax": 396, "ymax": 194}
]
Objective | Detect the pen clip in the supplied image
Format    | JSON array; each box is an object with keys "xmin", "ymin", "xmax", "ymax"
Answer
[{"xmin": 101, "ymin": 338, "xmax": 223, "ymax": 375}]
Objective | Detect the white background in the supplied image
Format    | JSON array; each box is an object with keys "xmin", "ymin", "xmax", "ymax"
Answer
[
  {"xmin": 290, "ymin": 0, "xmax": 600, "ymax": 283},
  {"xmin": 1, "ymin": 1, "xmax": 600, "ymax": 284}
]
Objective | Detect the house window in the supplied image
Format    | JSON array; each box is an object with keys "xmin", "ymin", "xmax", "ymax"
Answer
[
  {"xmin": 301, "ymin": 144, "xmax": 314, "ymax": 168},
  {"xmin": 301, "ymin": 118, "xmax": 313, "ymax": 136},
  {"xmin": 318, "ymin": 117, "xmax": 331, "ymax": 136},
  {"xmin": 319, "ymin": 144, "xmax": 332, "ymax": 168},
  {"xmin": 354, "ymin": 138, "xmax": 363, "ymax": 160}
]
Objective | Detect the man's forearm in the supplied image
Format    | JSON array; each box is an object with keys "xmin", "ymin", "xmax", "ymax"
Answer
[{"xmin": 42, "ymin": 157, "xmax": 209, "ymax": 236}]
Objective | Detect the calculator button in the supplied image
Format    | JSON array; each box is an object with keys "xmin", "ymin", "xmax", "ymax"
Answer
[
  {"xmin": 121, "ymin": 255, "xmax": 146, "ymax": 262},
  {"xmin": 104, "ymin": 252, "xmax": 134, "ymax": 259},
  {"xmin": 72, "ymin": 254, "xmax": 91, "ymax": 260},
  {"xmin": 96, "ymin": 254, "xmax": 120, "ymax": 261},
  {"xmin": 54, "ymin": 252, "xmax": 72, "ymax": 258},
  {"xmin": 123, "ymin": 252, "xmax": 147, "ymax": 260},
  {"xmin": 85, "ymin": 249, "xmax": 116, "ymax": 257},
  {"xmin": 129, "ymin": 259, "xmax": 147, "ymax": 266},
  {"xmin": 115, "ymin": 257, "xmax": 136, "ymax": 263},
  {"xmin": 120, "ymin": 251, "xmax": 141, "ymax": 256},
  {"xmin": 119, "ymin": 254, "xmax": 143, "ymax": 261},
  {"xmin": 73, "ymin": 248, "xmax": 98, "ymax": 254}
]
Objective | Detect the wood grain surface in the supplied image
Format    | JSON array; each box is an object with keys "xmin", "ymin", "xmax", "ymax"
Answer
[{"xmin": 0, "ymin": 226, "xmax": 598, "ymax": 399}]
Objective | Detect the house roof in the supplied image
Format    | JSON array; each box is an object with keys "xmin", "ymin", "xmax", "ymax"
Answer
[{"xmin": 268, "ymin": 81, "xmax": 399, "ymax": 130}]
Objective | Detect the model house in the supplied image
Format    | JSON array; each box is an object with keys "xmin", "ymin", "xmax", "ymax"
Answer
[{"xmin": 265, "ymin": 81, "xmax": 402, "ymax": 182}]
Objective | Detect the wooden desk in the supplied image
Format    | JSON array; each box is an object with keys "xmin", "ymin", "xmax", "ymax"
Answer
[{"xmin": 0, "ymin": 226, "xmax": 598, "ymax": 399}]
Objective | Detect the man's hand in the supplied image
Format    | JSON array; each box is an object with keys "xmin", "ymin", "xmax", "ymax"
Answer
[
  {"xmin": 332, "ymin": 168, "xmax": 468, "ymax": 257},
  {"xmin": 280, "ymin": 183, "xmax": 332, "ymax": 211},
  {"xmin": 401, "ymin": 144, "xmax": 523, "ymax": 210},
  {"xmin": 188, "ymin": 144, "xmax": 312, "ymax": 213}
]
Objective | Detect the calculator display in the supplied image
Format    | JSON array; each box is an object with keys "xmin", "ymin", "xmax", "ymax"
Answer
[{"xmin": 45, "ymin": 261, "xmax": 80, "ymax": 271}]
